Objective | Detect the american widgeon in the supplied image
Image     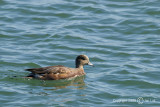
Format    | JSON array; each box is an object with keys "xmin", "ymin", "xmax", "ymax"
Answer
[{"xmin": 25, "ymin": 55, "xmax": 93, "ymax": 80}]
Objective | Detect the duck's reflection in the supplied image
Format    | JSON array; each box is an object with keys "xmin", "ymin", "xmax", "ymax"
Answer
[
  {"xmin": 23, "ymin": 75, "xmax": 86, "ymax": 90},
  {"xmin": 42, "ymin": 76, "xmax": 86, "ymax": 90}
]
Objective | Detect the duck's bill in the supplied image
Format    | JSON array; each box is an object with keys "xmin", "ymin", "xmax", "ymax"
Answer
[{"xmin": 88, "ymin": 62, "xmax": 94, "ymax": 66}]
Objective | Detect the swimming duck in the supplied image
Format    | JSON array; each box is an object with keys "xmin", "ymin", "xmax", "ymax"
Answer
[{"xmin": 25, "ymin": 55, "xmax": 93, "ymax": 80}]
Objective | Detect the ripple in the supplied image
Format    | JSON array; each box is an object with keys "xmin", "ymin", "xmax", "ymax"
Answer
[{"xmin": 109, "ymin": 79, "xmax": 160, "ymax": 89}]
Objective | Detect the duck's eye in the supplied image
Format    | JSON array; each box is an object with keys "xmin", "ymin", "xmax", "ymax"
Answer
[{"xmin": 81, "ymin": 57, "xmax": 86, "ymax": 60}]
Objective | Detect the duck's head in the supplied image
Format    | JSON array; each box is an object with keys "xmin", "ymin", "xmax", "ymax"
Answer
[{"xmin": 75, "ymin": 55, "xmax": 93, "ymax": 68}]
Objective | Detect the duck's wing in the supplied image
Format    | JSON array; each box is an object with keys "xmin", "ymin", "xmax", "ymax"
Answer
[{"xmin": 25, "ymin": 65, "xmax": 66, "ymax": 74}]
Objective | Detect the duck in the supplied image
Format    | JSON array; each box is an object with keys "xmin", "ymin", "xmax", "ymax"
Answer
[{"xmin": 25, "ymin": 55, "xmax": 93, "ymax": 80}]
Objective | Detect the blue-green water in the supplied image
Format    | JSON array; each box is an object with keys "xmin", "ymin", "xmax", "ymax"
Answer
[{"xmin": 0, "ymin": 0, "xmax": 160, "ymax": 106}]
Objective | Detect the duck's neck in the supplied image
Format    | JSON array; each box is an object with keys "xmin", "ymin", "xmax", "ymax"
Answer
[
  {"xmin": 76, "ymin": 64, "xmax": 84, "ymax": 69},
  {"xmin": 76, "ymin": 64, "xmax": 85, "ymax": 74}
]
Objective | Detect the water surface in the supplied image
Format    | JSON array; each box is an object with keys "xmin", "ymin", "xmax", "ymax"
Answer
[{"xmin": 0, "ymin": 0, "xmax": 160, "ymax": 106}]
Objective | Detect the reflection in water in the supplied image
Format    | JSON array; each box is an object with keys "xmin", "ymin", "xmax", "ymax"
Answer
[{"xmin": 43, "ymin": 76, "xmax": 86, "ymax": 90}]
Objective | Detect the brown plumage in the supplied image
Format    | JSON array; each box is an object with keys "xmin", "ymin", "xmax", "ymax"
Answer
[{"xmin": 25, "ymin": 55, "xmax": 93, "ymax": 80}]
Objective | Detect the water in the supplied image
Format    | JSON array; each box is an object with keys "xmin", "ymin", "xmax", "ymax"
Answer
[{"xmin": 0, "ymin": 0, "xmax": 160, "ymax": 106}]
